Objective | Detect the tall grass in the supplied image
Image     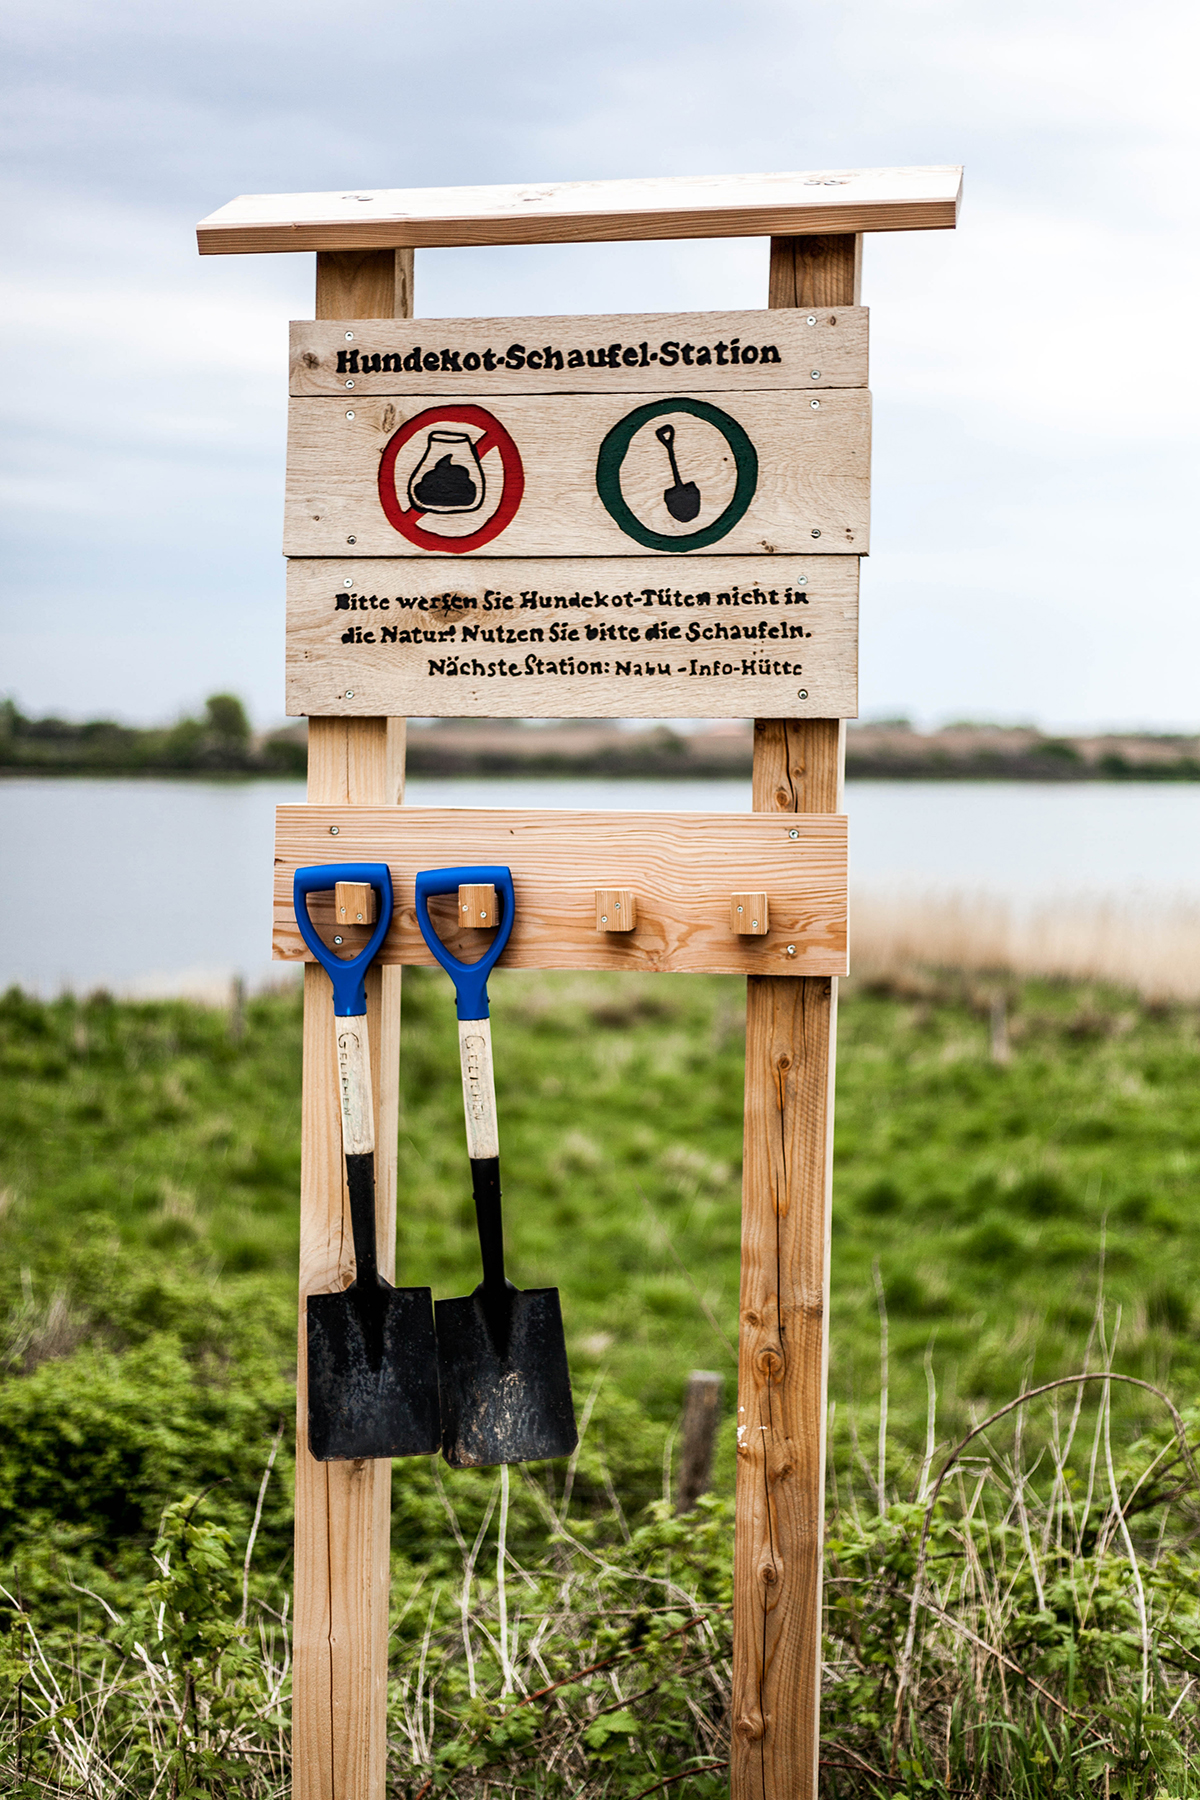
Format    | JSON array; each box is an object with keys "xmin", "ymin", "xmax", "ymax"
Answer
[
  {"xmin": 851, "ymin": 890, "xmax": 1200, "ymax": 1002},
  {"xmin": 5, "ymin": 1328, "xmax": 1200, "ymax": 1799}
]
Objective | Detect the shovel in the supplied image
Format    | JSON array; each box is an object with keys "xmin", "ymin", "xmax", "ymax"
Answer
[
  {"xmin": 655, "ymin": 422, "xmax": 701, "ymax": 522},
  {"xmin": 415, "ymin": 864, "xmax": 578, "ymax": 1468},
  {"xmin": 294, "ymin": 862, "xmax": 440, "ymax": 1462}
]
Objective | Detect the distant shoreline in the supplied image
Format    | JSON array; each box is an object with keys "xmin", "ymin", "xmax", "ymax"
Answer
[{"xmin": 4, "ymin": 704, "xmax": 1200, "ymax": 782}]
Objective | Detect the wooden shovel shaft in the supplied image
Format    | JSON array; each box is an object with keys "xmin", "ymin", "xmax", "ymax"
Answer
[
  {"xmin": 335, "ymin": 1017, "xmax": 375, "ymax": 1157},
  {"xmin": 458, "ymin": 1018, "xmax": 499, "ymax": 1160}
]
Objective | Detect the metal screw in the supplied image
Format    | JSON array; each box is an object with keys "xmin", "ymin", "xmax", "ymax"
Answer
[
  {"xmin": 751, "ymin": 920, "xmax": 759, "ymax": 929},
  {"xmin": 333, "ymin": 935, "xmax": 343, "ymax": 945},
  {"xmin": 737, "ymin": 905, "xmax": 744, "ymax": 914},
  {"xmin": 345, "ymin": 689, "xmax": 354, "ymax": 697},
  {"xmin": 345, "ymin": 410, "xmax": 355, "ymax": 420},
  {"xmin": 480, "ymin": 911, "xmax": 487, "ymax": 920},
  {"xmin": 329, "ymin": 825, "xmax": 340, "ymax": 835},
  {"xmin": 789, "ymin": 828, "xmax": 799, "ymax": 838},
  {"xmin": 786, "ymin": 944, "xmax": 796, "ymax": 956},
  {"xmin": 343, "ymin": 578, "xmax": 353, "ymax": 587},
  {"xmin": 355, "ymin": 912, "xmax": 363, "ymax": 922},
  {"xmin": 347, "ymin": 535, "xmax": 356, "ymax": 543},
  {"xmin": 462, "ymin": 904, "xmax": 469, "ymax": 912},
  {"xmin": 797, "ymin": 575, "xmax": 807, "ymax": 584},
  {"xmin": 345, "ymin": 331, "xmax": 354, "ymax": 340},
  {"xmin": 811, "ymin": 399, "xmax": 821, "ymax": 409},
  {"xmin": 811, "ymin": 528, "xmax": 821, "ymax": 538},
  {"xmin": 345, "ymin": 379, "xmax": 355, "ymax": 389},
  {"xmin": 806, "ymin": 314, "xmax": 817, "ymax": 325},
  {"xmin": 600, "ymin": 914, "xmax": 608, "ymax": 923},
  {"xmin": 811, "ymin": 370, "xmax": 821, "ymax": 380}
]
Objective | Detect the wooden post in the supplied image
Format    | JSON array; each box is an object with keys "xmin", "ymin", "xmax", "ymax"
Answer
[
  {"xmin": 730, "ymin": 235, "xmax": 858, "ymax": 1800},
  {"xmin": 294, "ymin": 247, "xmax": 413, "ymax": 1800}
]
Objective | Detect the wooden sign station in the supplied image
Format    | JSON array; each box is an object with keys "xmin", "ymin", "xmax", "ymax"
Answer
[{"xmin": 198, "ymin": 164, "xmax": 961, "ymax": 1800}]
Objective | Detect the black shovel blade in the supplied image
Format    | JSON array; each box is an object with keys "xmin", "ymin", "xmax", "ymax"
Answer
[
  {"xmin": 665, "ymin": 481, "xmax": 701, "ymax": 522},
  {"xmin": 307, "ymin": 1282, "xmax": 441, "ymax": 1461},
  {"xmin": 436, "ymin": 1286, "xmax": 578, "ymax": 1468}
]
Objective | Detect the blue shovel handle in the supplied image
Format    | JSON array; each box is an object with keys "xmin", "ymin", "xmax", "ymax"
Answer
[
  {"xmin": 294, "ymin": 862, "xmax": 394, "ymax": 1017},
  {"xmin": 414, "ymin": 865, "xmax": 515, "ymax": 1021}
]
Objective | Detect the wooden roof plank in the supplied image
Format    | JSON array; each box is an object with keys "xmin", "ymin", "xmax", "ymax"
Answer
[{"xmin": 197, "ymin": 166, "xmax": 962, "ymax": 255}]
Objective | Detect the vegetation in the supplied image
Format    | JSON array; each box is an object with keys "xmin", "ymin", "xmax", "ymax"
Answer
[
  {"xmin": 2, "ymin": 968, "xmax": 1200, "ymax": 1794},
  {"xmin": 0, "ymin": 695, "xmax": 305, "ymax": 776}
]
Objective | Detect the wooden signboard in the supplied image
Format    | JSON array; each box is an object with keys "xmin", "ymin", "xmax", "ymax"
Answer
[
  {"xmin": 290, "ymin": 307, "xmax": 868, "ymax": 396},
  {"xmin": 285, "ymin": 386, "xmax": 869, "ymax": 559},
  {"xmin": 285, "ymin": 554, "xmax": 858, "ymax": 718}
]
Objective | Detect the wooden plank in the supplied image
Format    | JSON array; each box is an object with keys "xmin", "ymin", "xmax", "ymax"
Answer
[
  {"xmin": 272, "ymin": 806, "xmax": 848, "ymax": 978},
  {"xmin": 285, "ymin": 388, "xmax": 870, "ymax": 559},
  {"xmin": 731, "ymin": 235, "xmax": 856, "ymax": 1800},
  {"xmin": 285, "ymin": 555, "xmax": 858, "ymax": 721},
  {"xmin": 291, "ymin": 308, "xmax": 868, "ymax": 397},
  {"xmin": 197, "ymin": 165, "xmax": 962, "ymax": 254},
  {"xmin": 293, "ymin": 249, "xmax": 409, "ymax": 1800}
]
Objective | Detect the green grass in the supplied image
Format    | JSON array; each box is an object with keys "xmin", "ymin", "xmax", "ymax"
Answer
[
  {"xmin": 3, "ymin": 970, "xmax": 1200, "ymax": 1532},
  {"xmin": 4, "ymin": 971, "xmax": 1200, "ymax": 1794}
]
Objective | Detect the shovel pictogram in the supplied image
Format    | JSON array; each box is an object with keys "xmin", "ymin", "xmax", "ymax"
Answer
[{"xmin": 655, "ymin": 422, "xmax": 701, "ymax": 522}]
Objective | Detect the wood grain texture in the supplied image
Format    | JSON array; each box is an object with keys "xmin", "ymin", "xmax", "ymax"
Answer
[
  {"xmin": 314, "ymin": 249, "xmax": 413, "ymax": 321},
  {"xmin": 197, "ymin": 166, "xmax": 962, "ymax": 254},
  {"xmin": 293, "ymin": 245, "xmax": 409, "ymax": 1800},
  {"xmin": 457, "ymin": 883, "xmax": 497, "ymax": 928},
  {"xmin": 768, "ymin": 236, "xmax": 862, "ymax": 310},
  {"xmin": 272, "ymin": 806, "xmax": 848, "ymax": 978},
  {"xmin": 335, "ymin": 882, "xmax": 377, "ymax": 925},
  {"xmin": 290, "ymin": 308, "xmax": 868, "ymax": 397},
  {"xmin": 595, "ymin": 889, "xmax": 636, "ymax": 931},
  {"xmin": 731, "ymin": 235, "xmax": 856, "ymax": 1800},
  {"xmin": 285, "ymin": 555, "xmax": 858, "ymax": 722},
  {"xmin": 285, "ymin": 387, "xmax": 870, "ymax": 560}
]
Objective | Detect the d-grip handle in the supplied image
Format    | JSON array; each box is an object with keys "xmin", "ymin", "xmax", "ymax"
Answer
[
  {"xmin": 414, "ymin": 865, "xmax": 515, "ymax": 1021},
  {"xmin": 294, "ymin": 862, "xmax": 394, "ymax": 1018}
]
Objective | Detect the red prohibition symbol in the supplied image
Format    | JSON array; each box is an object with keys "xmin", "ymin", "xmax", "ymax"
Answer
[{"xmin": 376, "ymin": 404, "xmax": 525, "ymax": 553}]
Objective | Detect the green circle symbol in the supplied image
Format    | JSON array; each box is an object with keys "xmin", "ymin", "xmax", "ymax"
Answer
[{"xmin": 595, "ymin": 397, "xmax": 759, "ymax": 552}]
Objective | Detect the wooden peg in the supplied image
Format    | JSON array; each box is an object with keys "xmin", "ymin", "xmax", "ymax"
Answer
[
  {"xmin": 334, "ymin": 880, "xmax": 377, "ymax": 926},
  {"xmin": 595, "ymin": 889, "xmax": 637, "ymax": 932},
  {"xmin": 731, "ymin": 893, "xmax": 770, "ymax": 935},
  {"xmin": 458, "ymin": 883, "xmax": 498, "ymax": 929}
]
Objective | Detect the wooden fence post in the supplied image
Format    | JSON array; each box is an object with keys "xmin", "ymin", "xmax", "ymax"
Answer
[
  {"xmin": 293, "ymin": 247, "xmax": 413, "ymax": 1800},
  {"xmin": 730, "ymin": 234, "xmax": 859, "ymax": 1800}
]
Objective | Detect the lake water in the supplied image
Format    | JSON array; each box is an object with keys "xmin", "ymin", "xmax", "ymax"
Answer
[{"xmin": 3, "ymin": 776, "xmax": 1198, "ymax": 997}]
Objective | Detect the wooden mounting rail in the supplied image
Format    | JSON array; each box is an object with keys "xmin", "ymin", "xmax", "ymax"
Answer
[{"xmin": 197, "ymin": 165, "xmax": 960, "ymax": 255}]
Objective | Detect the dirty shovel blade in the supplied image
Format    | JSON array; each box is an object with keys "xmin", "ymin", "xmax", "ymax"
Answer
[
  {"xmin": 307, "ymin": 1284, "xmax": 441, "ymax": 1461},
  {"xmin": 664, "ymin": 481, "xmax": 701, "ymax": 522},
  {"xmin": 436, "ymin": 1287, "xmax": 578, "ymax": 1468}
]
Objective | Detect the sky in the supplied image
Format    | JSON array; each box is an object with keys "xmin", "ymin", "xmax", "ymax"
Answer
[{"xmin": 1, "ymin": 0, "xmax": 1197, "ymax": 732}]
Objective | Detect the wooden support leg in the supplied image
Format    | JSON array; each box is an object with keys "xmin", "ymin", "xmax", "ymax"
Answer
[
  {"xmin": 293, "ymin": 250, "xmax": 411, "ymax": 1800},
  {"xmin": 731, "ymin": 229, "xmax": 859, "ymax": 1800}
]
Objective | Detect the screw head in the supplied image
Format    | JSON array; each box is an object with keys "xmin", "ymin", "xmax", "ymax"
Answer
[
  {"xmin": 797, "ymin": 575, "xmax": 807, "ymax": 584},
  {"xmin": 345, "ymin": 410, "xmax": 355, "ymax": 420},
  {"xmin": 789, "ymin": 828, "xmax": 799, "ymax": 838},
  {"xmin": 751, "ymin": 920, "xmax": 759, "ymax": 929},
  {"xmin": 345, "ymin": 379, "xmax": 355, "ymax": 388},
  {"xmin": 736, "ymin": 905, "xmax": 744, "ymax": 914},
  {"xmin": 345, "ymin": 689, "xmax": 354, "ymax": 698},
  {"xmin": 333, "ymin": 934, "xmax": 343, "ymax": 945},
  {"xmin": 343, "ymin": 578, "xmax": 353, "ymax": 587},
  {"xmin": 811, "ymin": 370, "xmax": 821, "ymax": 380},
  {"xmin": 806, "ymin": 314, "xmax": 817, "ymax": 325},
  {"xmin": 355, "ymin": 913, "xmax": 363, "ymax": 922},
  {"xmin": 344, "ymin": 331, "xmax": 354, "ymax": 340},
  {"xmin": 347, "ymin": 535, "xmax": 356, "ymax": 543},
  {"xmin": 786, "ymin": 944, "xmax": 797, "ymax": 956},
  {"xmin": 329, "ymin": 825, "xmax": 340, "ymax": 835},
  {"xmin": 811, "ymin": 528, "xmax": 822, "ymax": 538},
  {"xmin": 810, "ymin": 399, "xmax": 821, "ymax": 409},
  {"xmin": 600, "ymin": 914, "xmax": 608, "ymax": 923}
]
